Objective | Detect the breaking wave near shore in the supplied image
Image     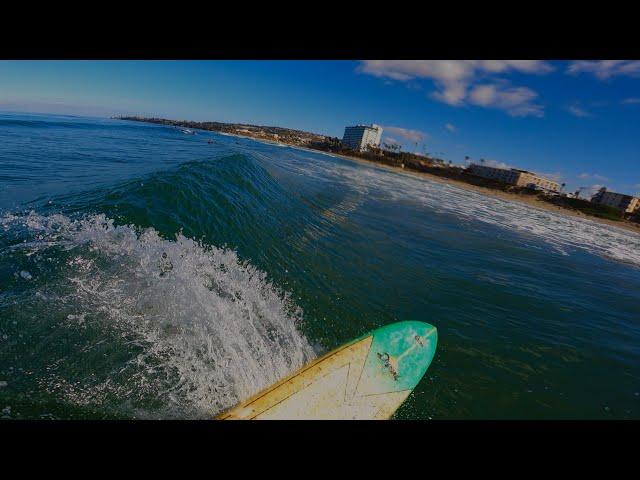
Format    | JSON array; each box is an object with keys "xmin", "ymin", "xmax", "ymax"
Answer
[{"xmin": 282, "ymin": 151, "xmax": 640, "ymax": 269}]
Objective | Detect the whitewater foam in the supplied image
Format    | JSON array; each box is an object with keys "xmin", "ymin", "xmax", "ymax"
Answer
[
  {"xmin": 287, "ymin": 154, "xmax": 640, "ymax": 268},
  {"xmin": 1, "ymin": 211, "xmax": 315, "ymax": 418}
]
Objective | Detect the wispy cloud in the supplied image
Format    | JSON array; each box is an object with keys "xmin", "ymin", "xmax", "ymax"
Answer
[
  {"xmin": 357, "ymin": 60, "xmax": 552, "ymax": 117},
  {"xmin": 622, "ymin": 97, "xmax": 640, "ymax": 105},
  {"xmin": 566, "ymin": 104, "xmax": 593, "ymax": 117},
  {"xmin": 578, "ymin": 172, "xmax": 609, "ymax": 182},
  {"xmin": 381, "ymin": 125, "xmax": 427, "ymax": 143},
  {"xmin": 467, "ymin": 83, "xmax": 543, "ymax": 117},
  {"xmin": 567, "ymin": 60, "xmax": 640, "ymax": 80},
  {"xmin": 444, "ymin": 123, "xmax": 457, "ymax": 132}
]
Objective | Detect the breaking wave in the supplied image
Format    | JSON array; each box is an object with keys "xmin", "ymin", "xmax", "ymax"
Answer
[
  {"xmin": 0, "ymin": 211, "xmax": 314, "ymax": 418},
  {"xmin": 282, "ymin": 154, "xmax": 640, "ymax": 268}
]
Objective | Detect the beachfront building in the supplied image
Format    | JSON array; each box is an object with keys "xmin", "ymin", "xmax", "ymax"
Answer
[
  {"xmin": 467, "ymin": 163, "xmax": 560, "ymax": 192},
  {"xmin": 516, "ymin": 170, "xmax": 561, "ymax": 192},
  {"xmin": 342, "ymin": 124, "xmax": 383, "ymax": 151},
  {"xmin": 591, "ymin": 187, "xmax": 640, "ymax": 214}
]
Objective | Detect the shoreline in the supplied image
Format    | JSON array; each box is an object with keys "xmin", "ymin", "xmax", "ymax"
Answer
[
  {"xmin": 122, "ymin": 118, "xmax": 640, "ymax": 236},
  {"xmin": 327, "ymin": 151, "xmax": 640, "ymax": 236}
]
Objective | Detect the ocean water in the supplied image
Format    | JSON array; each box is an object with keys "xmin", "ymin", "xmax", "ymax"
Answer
[{"xmin": 1, "ymin": 112, "xmax": 639, "ymax": 420}]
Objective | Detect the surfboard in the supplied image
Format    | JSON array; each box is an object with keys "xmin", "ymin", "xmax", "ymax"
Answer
[{"xmin": 217, "ymin": 320, "xmax": 437, "ymax": 420}]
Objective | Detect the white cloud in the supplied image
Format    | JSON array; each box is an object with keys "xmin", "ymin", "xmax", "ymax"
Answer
[
  {"xmin": 477, "ymin": 60, "xmax": 554, "ymax": 74},
  {"xmin": 383, "ymin": 136, "xmax": 399, "ymax": 145},
  {"xmin": 359, "ymin": 60, "xmax": 473, "ymax": 83},
  {"xmin": 578, "ymin": 172, "xmax": 609, "ymax": 181},
  {"xmin": 567, "ymin": 60, "xmax": 640, "ymax": 80},
  {"xmin": 444, "ymin": 123, "xmax": 457, "ymax": 132},
  {"xmin": 358, "ymin": 60, "xmax": 474, "ymax": 106},
  {"xmin": 429, "ymin": 79, "xmax": 469, "ymax": 106},
  {"xmin": 566, "ymin": 105, "xmax": 592, "ymax": 117},
  {"xmin": 622, "ymin": 97, "xmax": 640, "ymax": 104},
  {"xmin": 381, "ymin": 125, "xmax": 427, "ymax": 143},
  {"xmin": 467, "ymin": 83, "xmax": 544, "ymax": 117},
  {"xmin": 358, "ymin": 60, "xmax": 552, "ymax": 84},
  {"xmin": 358, "ymin": 60, "xmax": 551, "ymax": 117}
]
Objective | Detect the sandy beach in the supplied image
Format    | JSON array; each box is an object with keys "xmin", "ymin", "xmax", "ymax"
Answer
[{"xmin": 328, "ymin": 151, "xmax": 640, "ymax": 236}]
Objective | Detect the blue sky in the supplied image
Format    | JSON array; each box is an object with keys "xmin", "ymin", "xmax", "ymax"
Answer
[{"xmin": 1, "ymin": 60, "xmax": 639, "ymax": 195}]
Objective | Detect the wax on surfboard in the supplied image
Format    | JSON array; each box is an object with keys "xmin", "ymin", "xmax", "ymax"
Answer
[{"xmin": 217, "ymin": 320, "xmax": 437, "ymax": 420}]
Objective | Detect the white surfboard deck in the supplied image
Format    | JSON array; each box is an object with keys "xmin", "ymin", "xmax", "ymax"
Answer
[{"xmin": 217, "ymin": 321, "xmax": 437, "ymax": 420}]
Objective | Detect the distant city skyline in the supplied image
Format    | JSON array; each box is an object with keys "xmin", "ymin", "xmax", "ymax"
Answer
[{"xmin": 1, "ymin": 60, "xmax": 639, "ymax": 195}]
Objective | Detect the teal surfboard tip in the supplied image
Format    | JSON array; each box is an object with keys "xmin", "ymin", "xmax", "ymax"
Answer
[{"xmin": 361, "ymin": 320, "xmax": 438, "ymax": 395}]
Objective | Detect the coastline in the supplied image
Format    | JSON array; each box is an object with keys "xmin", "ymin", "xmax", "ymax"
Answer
[
  {"xmin": 326, "ymin": 150, "xmax": 640, "ymax": 236},
  {"xmin": 122, "ymin": 118, "xmax": 640, "ymax": 236}
]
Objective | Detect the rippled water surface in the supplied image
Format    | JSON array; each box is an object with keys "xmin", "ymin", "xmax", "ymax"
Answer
[{"xmin": 1, "ymin": 113, "xmax": 639, "ymax": 419}]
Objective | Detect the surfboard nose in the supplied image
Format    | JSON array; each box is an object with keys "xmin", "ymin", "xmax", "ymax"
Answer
[{"xmin": 357, "ymin": 320, "xmax": 437, "ymax": 395}]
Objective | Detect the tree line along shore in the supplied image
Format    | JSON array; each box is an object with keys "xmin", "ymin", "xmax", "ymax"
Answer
[{"xmin": 115, "ymin": 116, "xmax": 640, "ymax": 232}]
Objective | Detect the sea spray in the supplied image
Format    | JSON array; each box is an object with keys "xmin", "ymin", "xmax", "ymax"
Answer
[{"xmin": 0, "ymin": 212, "xmax": 315, "ymax": 418}]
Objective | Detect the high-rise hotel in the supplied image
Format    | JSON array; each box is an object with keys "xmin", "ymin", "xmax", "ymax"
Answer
[{"xmin": 342, "ymin": 124, "xmax": 383, "ymax": 151}]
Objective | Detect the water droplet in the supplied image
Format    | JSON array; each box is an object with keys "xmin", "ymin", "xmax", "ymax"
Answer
[{"xmin": 19, "ymin": 270, "xmax": 33, "ymax": 280}]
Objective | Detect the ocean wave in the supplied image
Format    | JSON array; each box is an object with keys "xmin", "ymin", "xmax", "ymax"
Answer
[
  {"xmin": 0, "ymin": 211, "xmax": 314, "ymax": 418},
  {"xmin": 286, "ymin": 154, "xmax": 640, "ymax": 268}
]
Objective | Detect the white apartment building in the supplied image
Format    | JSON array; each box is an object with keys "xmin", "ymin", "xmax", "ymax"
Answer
[
  {"xmin": 467, "ymin": 163, "xmax": 560, "ymax": 192},
  {"xmin": 342, "ymin": 124, "xmax": 383, "ymax": 151}
]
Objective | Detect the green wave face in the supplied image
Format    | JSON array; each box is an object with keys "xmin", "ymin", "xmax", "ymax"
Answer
[{"xmin": 360, "ymin": 321, "xmax": 437, "ymax": 396}]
